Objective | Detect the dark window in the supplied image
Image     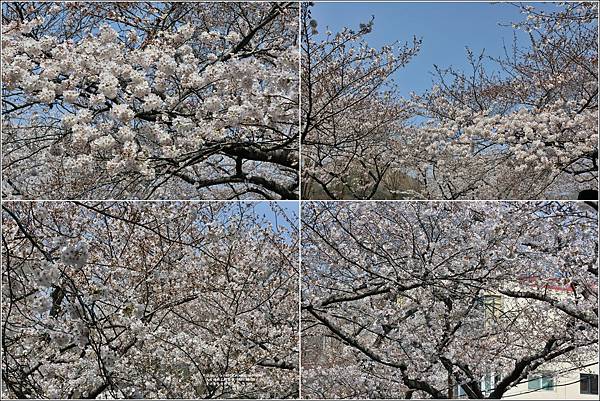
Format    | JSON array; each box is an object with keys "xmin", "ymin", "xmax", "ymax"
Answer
[{"xmin": 580, "ymin": 373, "xmax": 598, "ymax": 395}]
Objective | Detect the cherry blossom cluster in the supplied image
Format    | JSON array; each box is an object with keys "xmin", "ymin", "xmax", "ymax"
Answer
[
  {"xmin": 301, "ymin": 3, "xmax": 421, "ymax": 200},
  {"xmin": 2, "ymin": 201, "xmax": 299, "ymax": 398},
  {"xmin": 392, "ymin": 98, "xmax": 597, "ymax": 199},
  {"xmin": 301, "ymin": 2, "xmax": 597, "ymax": 199},
  {"xmin": 301, "ymin": 201, "xmax": 598, "ymax": 398},
  {"xmin": 2, "ymin": 2, "xmax": 299, "ymax": 199}
]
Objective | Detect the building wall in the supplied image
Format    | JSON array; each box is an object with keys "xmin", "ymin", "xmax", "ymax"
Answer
[{"xmin": 503, "ymin": 363, "xmax": 598, "ymax": 400}]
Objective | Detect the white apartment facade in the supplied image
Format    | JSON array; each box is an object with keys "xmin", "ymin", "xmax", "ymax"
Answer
[{"xmin": 502, "ymin": 362, "xmax": 598, "ymax": 400}]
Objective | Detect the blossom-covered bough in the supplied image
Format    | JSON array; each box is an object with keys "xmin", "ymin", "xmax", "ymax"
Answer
[
  {"xmin": 2, "ymin": 201, "xmax": 299, "ymax": 398},
  {"xmin": 2, "ymin": 2, "xmax": 299, "ymax": 200},
  {"xmin": 405, "ymin": 3, "xmax": 598, "ymax": 200},
  {"xmin": 301, "ymin": 201, "xmax": 598, "ymax": 398},
  {"xmin": 301, "ymin": 2, "xmax": 598, "ymax": 200}
]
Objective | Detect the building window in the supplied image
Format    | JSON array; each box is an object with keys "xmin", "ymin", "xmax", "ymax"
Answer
[
  {"xmin": 455, "ymin": 384, "xmax": 467, "ymax": 399},
  {"xmin": 527, "ymin": 374, "xmax": 554, "ymax": 391},
  {"xmin": 475, "ymin": 295, "xmax": 503, "ymax": 327},
  {"xmin": 483, "ymin": 295, "xmax": 503, "ymax": 317},
  {"xmin": 481, "ymin": 373, "xmax": 501, "ymax": 394},
  {"xmin": 580, "ymin": 373, "xmax": 598, "ymax": 395}
]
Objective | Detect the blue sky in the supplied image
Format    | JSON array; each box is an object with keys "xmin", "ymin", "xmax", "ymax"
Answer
[
  {"xmin": 311, "ymin": 1, "xmax": 559, "ymax": 96},
  {"xmin": 252, "ymin": 201, "xmax": 299, "ymax": 234}
]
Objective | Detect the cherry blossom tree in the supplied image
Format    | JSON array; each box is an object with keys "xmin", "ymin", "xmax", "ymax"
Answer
[
  {"xmin": 301, "ymin": 201, "xmax": 598, "ymax": 398},
  {"xmin": 402, "ymin": 2, "xmax": 598, "ymax": 200},
  {"xmin": 2, "ymin": 2, "xmax": 299, "ymax": 200},
  {"xmin": 300, "ymin": 2, "xmax": 421, "ymax": 200},
  {"xmin": 301, "ymin": 2, "xmax": 597, "ymax": 200},
  {"xmin": 2, "ymin": 201, "xmax": 299, "ymax": 398}
]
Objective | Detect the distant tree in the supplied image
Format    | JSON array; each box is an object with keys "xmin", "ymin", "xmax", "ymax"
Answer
[
  {"xmin": 2, "ymin": 2, "xmax": 299, "ymax": 199},
  {"xmin": 302, "ymin": 201, "xmax": 598, "ymax": 398}
]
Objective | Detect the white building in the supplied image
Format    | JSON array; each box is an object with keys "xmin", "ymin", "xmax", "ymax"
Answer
[{"xmin": 502, "ymin": 362, "xmax": 598, "ymax": 400}]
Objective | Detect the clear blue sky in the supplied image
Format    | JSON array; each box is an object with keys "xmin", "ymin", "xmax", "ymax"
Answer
[
  {"xmin": 311, "ymin": 1, "xmax": 559, "ymax": 96},
  {"xmin": 252, "ymin": 201, "xmax": 299, "ymax": 234}
]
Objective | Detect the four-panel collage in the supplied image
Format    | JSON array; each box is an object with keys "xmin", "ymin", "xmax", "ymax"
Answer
[{"xmin": 1, "ymin": 1, "xmax": 598, "ymax": 400}]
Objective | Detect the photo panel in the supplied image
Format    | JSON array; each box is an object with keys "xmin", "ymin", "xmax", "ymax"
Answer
[
  {"xmin": 2, "ymin": 201, "xmax": 299, "ymax": 398},
  {"xmin": 2, "ymin": 2, "xmax": 299, "ymax": 200},
  {"xmin": 301, "ymin": 200, "xmax": 598, "ymax": 399},
  {"xmin": 300, "ymin": 2, "xmax": 598, "ymax": 200}
]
